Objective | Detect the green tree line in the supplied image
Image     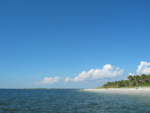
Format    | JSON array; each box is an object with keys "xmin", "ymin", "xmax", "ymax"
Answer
[{"xmin": 103, "ymin": 74, "xmax": 150, "ymax": 88}]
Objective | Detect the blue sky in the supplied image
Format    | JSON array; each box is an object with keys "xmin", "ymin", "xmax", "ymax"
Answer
[{"xmin": 0, "ymin": 0, "xmax": 150, "ymax": 88}]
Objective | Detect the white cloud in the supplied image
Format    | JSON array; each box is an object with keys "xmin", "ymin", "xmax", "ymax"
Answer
[
  {"xmin": 128, "ymin": 73, "xmax": 134, "ymax": 76},
  {"xmin": 67, "ymin": 64, "xmax": 124, "ymax": 82},
  {"xmin": 137, "ymin": 61, "xmax": 150, "ymax": 75},
  {"xmin": 40, "ymin": 76, "xmax": 61, "ymax": 84},
  {"xmin": 64, "ymin": 77, "xmax": 71, "ymax": 82},
  {"xmin": 38, "ymin": 64, "xmax": 124, "ymax": 86},
  {"xmin": 37, "ymin": 61, "xmax": 150, "ymax": 87}
]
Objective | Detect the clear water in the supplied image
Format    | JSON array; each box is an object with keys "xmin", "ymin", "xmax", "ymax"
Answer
[{"xmin": 0, "ymin": 89, "xmax": 150, "ymax": 113}]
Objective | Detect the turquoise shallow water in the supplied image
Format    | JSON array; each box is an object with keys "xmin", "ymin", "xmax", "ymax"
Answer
[{"xmin": 0, "ymin": 89, "xmax": 150, "ymax": 113}]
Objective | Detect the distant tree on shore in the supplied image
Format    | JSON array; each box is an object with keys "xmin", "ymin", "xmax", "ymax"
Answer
[{"xmin": 103, "ymin": 74, "xmax": 150, "ymax": 88}]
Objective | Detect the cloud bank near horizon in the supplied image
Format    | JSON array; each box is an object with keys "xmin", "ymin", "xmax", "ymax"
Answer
[
  {"xmin": 136, "ymin": 61, "xmax": 150, "ymax": 75},
  {"xmin": 128, "ymin": 61, "xmax": 150, "ymax": 76},
  {"xmin": 65, "ymin": 64, "xmax": 123, "ymax": 82},
  {"xmin": 40, "ymin": 76, "xmax": 62, "ymax": 84},
  {"xmin": 39, "ymin": 61, "xmax": 150, "ymax": 85},
  {"xmin": 39, "ymin": 64, "xmax": 124, "ymax": 85}
]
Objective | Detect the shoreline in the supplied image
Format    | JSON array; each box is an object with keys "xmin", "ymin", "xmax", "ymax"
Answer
[{"xmin": 83, "ymin": 87, "xmax": 150, "ymax": 95}]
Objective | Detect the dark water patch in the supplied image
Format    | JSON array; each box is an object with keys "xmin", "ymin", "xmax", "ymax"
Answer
[{"xmin": 0, "ymin": 89, "xmax": 150, "ymax": 113}]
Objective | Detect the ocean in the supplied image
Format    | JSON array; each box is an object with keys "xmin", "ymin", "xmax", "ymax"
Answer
[{"xmin": 0, "ymin": 89, "xmax": 150, "ymax": 113}]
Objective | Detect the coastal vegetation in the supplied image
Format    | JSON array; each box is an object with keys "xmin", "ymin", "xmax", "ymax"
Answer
[{"xmin": 103, "ymin": 74, "xmax": 150, "ymax": 88}]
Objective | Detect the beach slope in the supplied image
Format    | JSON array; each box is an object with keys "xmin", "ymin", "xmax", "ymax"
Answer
[{"xmin": 83, "ymin": 87, "xmax": 150, "ymax": 95}]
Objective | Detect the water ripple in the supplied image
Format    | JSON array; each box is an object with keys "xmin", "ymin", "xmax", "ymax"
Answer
[{"xmin": 0, "ymin": 89, "xmax": 150, "ymax": 113}]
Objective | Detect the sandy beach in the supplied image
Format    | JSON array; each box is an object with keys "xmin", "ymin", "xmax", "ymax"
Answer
[{"xmin": 83, "ymin": 87, "xmax": 150, "ymax": 95}]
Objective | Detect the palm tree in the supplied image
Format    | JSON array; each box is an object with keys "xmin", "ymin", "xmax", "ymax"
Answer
[
  {"xmin": 124, "ymin": 80, "xmax": 129, "ymax": 87},
  {"xmin": 134, "ymin": 75, "xmax": 140, "ymax": 85},
  {"xmin": 127, "ymin": 75, "xmax": 134, "ymax": 81},
  {"xmin": 141, "ymin": 74, "xmax": 147, "ymax": 82},
  {"xmin": 102, "ymin": 74, "xmax": 150, "ymax": 88}
]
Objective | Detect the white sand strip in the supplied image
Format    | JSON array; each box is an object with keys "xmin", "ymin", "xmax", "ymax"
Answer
[{"xmin": 83, "ymin": 87, "xmax": 150, "ymax": 95}]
